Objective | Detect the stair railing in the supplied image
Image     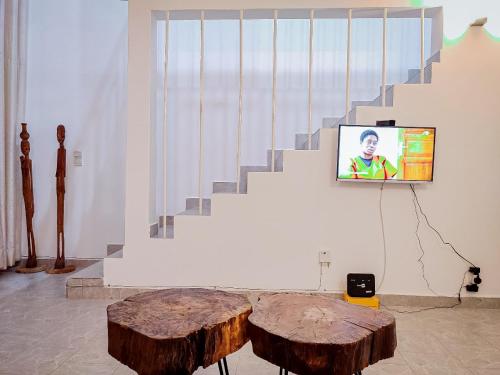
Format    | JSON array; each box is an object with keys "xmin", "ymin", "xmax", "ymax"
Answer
[{"xmin": 153, "ymin": 7, "xmax": 441, "ymax": 237}]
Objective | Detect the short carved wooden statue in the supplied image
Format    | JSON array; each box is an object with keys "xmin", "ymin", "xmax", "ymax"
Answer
[
  {"xmin": 48, "ymin": 125, "xmax": 75, "ymax": 274},
  {"xmin": 17, "ymin": 123, "xmax": 45, "ymax": 273}
]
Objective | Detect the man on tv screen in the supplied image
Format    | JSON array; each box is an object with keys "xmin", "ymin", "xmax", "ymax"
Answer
[{"xmin": 342, "ymin": 129, "xmax": 397, "ymax": 180}]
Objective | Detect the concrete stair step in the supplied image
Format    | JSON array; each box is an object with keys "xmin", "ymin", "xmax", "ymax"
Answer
[
  {"xmin": 213, "ymin": 181, "xmax": 237, "ymax": 194},
  {"xmin": 239, "ymin": 165, "xmax": 270, "ymax": 194},
  {"xmin": 148, "ymin": 49, "xmax": 441, "ymax": 239},
  {"xmin": 295, "ymin": 129, "xmax": 321, "ymax": 150},
  {"xmin": 150, "ymin": 216, "xmax": 175, "ymax": 238},
  {"xmin": 178, "ymin": 207, "xmax": 211, "ymax": 216},
  {"xmin": 159, "ymin": 224, "xmax": 174, "ymax": 238},
  {"xmin": 384, "ymin": 84, "xmax": 395, "ymax": 106},
  {"xmin": 183, "ymin": 198, "xmax": 211, "ymax": 216},
  {"xmin": 108, "ymin": 249, "xmax": 123, "ymax": 258},
  {"xmin": 266, "ymin": 149, "xmax": 284, "ymax": 172},
  {"xmin": 328, "ymin": 108, "xmax": 356, "ymax": 127},
  {"xmin": 66, "ymin": 260, "xmax": 103, "ymax": 287},
  {"xmin": 427, "ymin": 50, "xmax": 440, "ymax": 64},
  {"xmin": 352, "ymin": 100, "xmax": 373, "ymax": 108},
  {"xmin": 107, "ymin": 244, "xmax": 123, "ymax": 256},
  {"xmin": 407, "ymin": 68, "xmax": 421, "ymax": 84},
  {"xmin": 322, "ymin": 117, "xmax": 342, "ymax": 128},
  {"xmin": 407, "ymin": 52, "xmax": 438, "ymax": 84}
]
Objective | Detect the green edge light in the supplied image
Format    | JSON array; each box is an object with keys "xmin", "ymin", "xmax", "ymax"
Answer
[
  {"xmin": 443, "ymin": 31, "xmax": 467, "ymax": 47},
  {"xmin": 484, "ymin": 28, "xmax": 500, "ymax": 42},
  {"xmin": 444, "ymin": 28, "xmax": 500, "ymax": 46},
  {"xmin": 409, "ymin": 0, "xmax": 423, "ymax": 7}
]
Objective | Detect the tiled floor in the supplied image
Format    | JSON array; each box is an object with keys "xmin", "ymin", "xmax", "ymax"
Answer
[{"xmin": 1, "ymin": 269, "xmax": 500, "ymax": 375}]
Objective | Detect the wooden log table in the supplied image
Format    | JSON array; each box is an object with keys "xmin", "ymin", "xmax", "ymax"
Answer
[
  {"xmin": 107, "ymin": 288, "xmax": 252, "ymax": 375},
  {"xmin": 248, "ymin": 293, "xmax": 396, "ymax": 375}
]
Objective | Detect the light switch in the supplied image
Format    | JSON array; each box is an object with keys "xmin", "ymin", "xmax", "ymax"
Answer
[{"xmin": 73, "ymin": 151, "xmax": 83, "ymax": 166}]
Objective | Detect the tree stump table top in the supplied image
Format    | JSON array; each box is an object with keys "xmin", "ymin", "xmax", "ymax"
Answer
[
  {"xmin": 107, "ymin": 288, "xmax": 252, "ymax": 375},
  {"xmin": 248, "ymin": 293, "xmax": 396, "ymax": 375}
]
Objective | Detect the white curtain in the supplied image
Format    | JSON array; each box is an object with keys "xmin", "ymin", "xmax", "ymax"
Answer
[
  {"xmin": 151, "ymin": 10, "xmax": 436, "ymax": 218},
  {"xmin": 0, "ymin": 0, "xmax": 27, "ymax": 269}
]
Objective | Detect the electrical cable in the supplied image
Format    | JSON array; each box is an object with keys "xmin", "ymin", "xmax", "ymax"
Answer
[
  {"xmin": 411, "ymin": 186, "xmax": 440, "ymax": 296},
  {"xmin": 385, "ymin": 184, "xmax": 477, "ymax": 313},
  {"xmin": 409, "ymin": 184, "xmax": 476, "ymax": 267},
  {"xmin": 319, "ymin": 263, "xmax": 324, "ymax": 291},
  {"xmin": 382, "ymin": 270, "xmax": 468, "ymax": 314},
  {"xmin": 376, "ymin": 181, "xmax": 387, "ymax": 292},
  {"xmin": 115, "ymin": 263, "xmax": 325, "ymax": 294}
]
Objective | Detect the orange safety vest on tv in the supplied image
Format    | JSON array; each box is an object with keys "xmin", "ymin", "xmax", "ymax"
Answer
[{"xmin": 346, "ymin": 155, "xmax": 397, "ymax": 180}]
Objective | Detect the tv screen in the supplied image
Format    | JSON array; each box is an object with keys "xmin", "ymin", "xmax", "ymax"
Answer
[{"xmin": 337, "ymin": 125, "xmax": 436, "ymax": 182}]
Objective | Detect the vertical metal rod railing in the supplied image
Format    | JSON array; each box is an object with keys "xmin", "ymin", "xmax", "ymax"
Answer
[
  {"xmin": 236, "ymin": 10, "xmax": 243, "ymax": 193},
  {"xmin": 271, "ymin": 9, "xmax": 277, "ymax": 171},
  {"xmin": 420, "ymin": 7, "xmax": 425, "ymax": 84},
  {"xmin": 381, "ymin": 8, "xmax": 387, "ymax": 107},
  {"xmin": 162, "ymin": 11, "xmax": 170, "ymax": 237},
  {"xmin": 157, "ymin": 7, "xmax": 431, "ymax": 221},
  {"xmin": 307, "ymin": 9, "xmax": 314, "ymax": 150},
  {"xmin": 198, "ymin": 11, "xmax": 205, "ymax": 215},
  {"xmin": 345, "ymin": 9, "xmax": 352, "ymax": 124}
]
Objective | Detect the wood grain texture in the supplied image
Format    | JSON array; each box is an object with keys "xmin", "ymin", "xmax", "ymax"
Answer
[
  {"xmin": 248, "ymin": 293, "xmax": 396, "ymax": 375},
  {"xmin": 19, "ymin": 123, "xmax": 38, "ymax": 268},
  {"xmin": 107, "ymin": 288, "xmax": 252, "ymax": 375},
  {"xmin": 15, "ymin": 265, "xmax": 47, "ymax": 273},
  {"xmin": 54, "ymin": 124, "xmax": 68, "ymax": 270},
  {"xmin": 46, "ymin": 264, "xmax": 75, "ymax": 274}
]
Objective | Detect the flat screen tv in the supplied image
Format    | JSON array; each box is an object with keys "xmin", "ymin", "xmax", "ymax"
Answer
[{"xmin": 336, "ymin": 125, "xmax": 436, "ymax": 183}]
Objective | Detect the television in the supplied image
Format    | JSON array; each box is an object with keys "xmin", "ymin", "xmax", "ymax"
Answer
[{"xmin": 336, "ymin": 125, "xmax": 436, "ymax": 183}]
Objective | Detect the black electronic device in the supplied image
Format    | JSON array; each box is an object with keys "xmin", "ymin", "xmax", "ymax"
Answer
[
  {"xmin": 376, "ymin": 119, "xmax": 396, "ymax": 127},
  {"xmin": 347, "ymin": 273, "xmax": 376, "ymax": 297}
]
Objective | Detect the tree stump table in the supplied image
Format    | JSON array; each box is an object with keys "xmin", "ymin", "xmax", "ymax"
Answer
[
  {"xmin": 248, "ymin": 293, "xmax": 396, "ymax": 375},
  {"xmin": 107, "ymin": 288, "xmax": 252, "ymax": 375}
]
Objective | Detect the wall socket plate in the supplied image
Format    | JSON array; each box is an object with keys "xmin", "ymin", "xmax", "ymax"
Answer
[
  {"xmin": 319, "ymin": 250, "xmax": 331, "ymax": 264},
  {"xmin": 73, "ymin": 150, "xmax": 83, "ymax": 167}
]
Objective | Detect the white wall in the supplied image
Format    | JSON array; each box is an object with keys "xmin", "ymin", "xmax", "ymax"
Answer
[
  {"xmin": 105, "ymin": 0, "xmax": 500, "ymax": 298},
  {"xmin": 25, "ymin": 0, "xmax": 128, "ymax": 258}
]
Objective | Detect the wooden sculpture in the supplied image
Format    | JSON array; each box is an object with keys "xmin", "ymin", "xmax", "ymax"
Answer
[
  {"xmin": 16, "ymin": 123, "xmax": 45, "ymax": 273},
  {"xmin": 47, "ymin": 125, "xmax": 75, "ymax": 274}
]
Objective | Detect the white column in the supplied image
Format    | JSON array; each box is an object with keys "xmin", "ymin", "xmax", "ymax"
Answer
[
  {"xmin": 381, "ymin": 8, "xmax": 387, "ymax": 107},
  {"xmin": 420, "ymin": 7, "xmax": 425, "ymax": 84},
  {"xmin": 198, "ymin": 11, "xmax": 205, "ymax": 214},
  {"xmin": 307, "ymin": 9, "xmax": 314, "ymax": 150},
  {"xmin": 345, "ymin": 9, "xmax": 352, "ymax": 124},
  {"xmin": 236, "ymin": 10, "xmax": 243, "ymax": 193},
  {"xmin": 162, "ymin": 10, "xmax": 170, "ymax": 237},
  {"xmin": 271, "ymin": 9, "xmax": 277, "ymax": 171}
]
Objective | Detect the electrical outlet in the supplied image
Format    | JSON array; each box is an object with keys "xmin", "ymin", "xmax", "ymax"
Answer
[
  {"xmin": 319, "ymin": 251, "xmax": 331, "ymax": 264},
  {"xmin": 469, "ymin": 266, "xmax": 480, "ymax": 275}
]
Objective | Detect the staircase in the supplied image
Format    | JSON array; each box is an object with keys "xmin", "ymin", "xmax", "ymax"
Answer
[{"xmin": 151, "ymin": 52, "xmax": 440, "ymax": 240}]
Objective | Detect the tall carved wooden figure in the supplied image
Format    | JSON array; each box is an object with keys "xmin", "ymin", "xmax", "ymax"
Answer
[
  {"xmin": 16, "ymin": 123, "xmax": 46, "ymax": 273},
  {"xmin": 48, "ymin": 125, "xmax": 75, "ymax": 274}
]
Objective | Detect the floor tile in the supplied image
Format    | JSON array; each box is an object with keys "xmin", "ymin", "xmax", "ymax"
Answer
[{"xmin": 1, "ymin": 268, "xmax": 500, "ymax": 375}]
